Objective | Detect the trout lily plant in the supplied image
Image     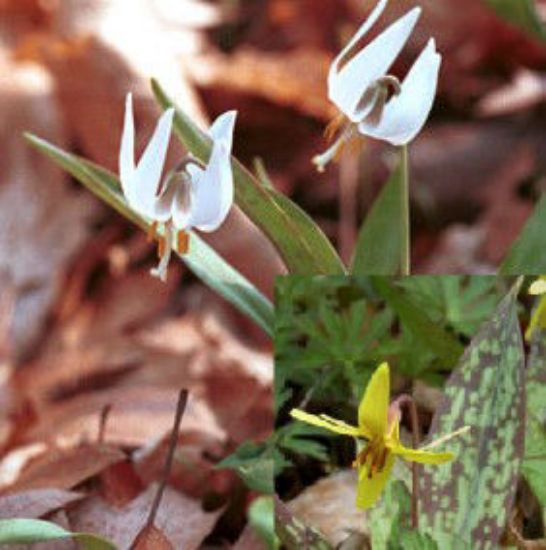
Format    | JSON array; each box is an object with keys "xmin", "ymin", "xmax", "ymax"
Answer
[
  {"xmin": 291, "ymin": 362, "xmax": 456, "ymax": 509},
  {"xmin": 314, "ymin": 0, "xmax": 441, "ymax": 171},
  {"xmin": 119, "ymin": 93, "xmax": 237, "ymax": 281}
]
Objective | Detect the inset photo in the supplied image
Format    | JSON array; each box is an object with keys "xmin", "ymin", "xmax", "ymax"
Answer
[{"xmin": 274, "ymin": 275, "xmax": 545, "ymax": 549}]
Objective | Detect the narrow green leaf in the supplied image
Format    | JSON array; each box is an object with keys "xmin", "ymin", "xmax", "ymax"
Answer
[
  {"xmin": 522, "ymin": 326, "xmax": 546, "ymax": 505},
  {"xmin": 248, "ymin": 496, "xmax": 280, "ymax": 550},
  {"xmin": 24, "ymin": 133, "xmax": 274, "ymax": 336},
  {"xmin": 351, "ymin": 154, "xmax": 405, "ymax": 275},
  {"xmin": 0, "ymin": 518, "xmax": 117, "ymax": 549},
  {"xmin": 484, "ymin": 0, "xmax": 546, "ymax": 41},
  {"xmin": 151, "ymin": 79, "xmax": 345, "ymax": 275},
  {"xmin": 421, "ymin": 284, "xmax": 525, "ymax": 549},
  {"xmin": 500, "ymin": 193, "xmax": 546, "ymax": 274},
  {"xmin": 372, "ymin": 278, "xmax": 465, "ymax": 369}
]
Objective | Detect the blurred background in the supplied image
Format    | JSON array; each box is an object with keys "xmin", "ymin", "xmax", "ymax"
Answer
[{"xmin": 0, "ymin": 0, "xmax": 545, "ymax": 544}]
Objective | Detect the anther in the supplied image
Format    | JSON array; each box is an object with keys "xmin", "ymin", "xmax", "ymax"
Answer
[{"xmin": 177, "ymin": 231, "xmax": 189, "ymax": 254}]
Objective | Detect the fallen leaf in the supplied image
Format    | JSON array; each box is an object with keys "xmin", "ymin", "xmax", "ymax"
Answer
[
  {"xmin": 69, "ymin": 483, "xmax": 221, "ymax": 550},
  {"xmin": 0, "ymin": 489, "xmax": 84, "ymax": 519}
]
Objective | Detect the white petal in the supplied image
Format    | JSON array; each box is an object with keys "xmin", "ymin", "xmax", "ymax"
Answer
[
  {"xmin": 171, "ymin": 167, "xmax": 199, "ymax": 230},
  {"xmin": 208, "ymin": 110, "xmax": 237, "ymax": 152},
  {"xmin": 149, "ymin": 174, "xmax": 178, "ymax": 223},
  {"xmin": 329, "ymin": 5, "xmax": 421, "ymax": 122},
  {"xmin": 186, "ymin": 140, "xmax": 234, "ymax": 232},
  {"xmin": 130, "ymin": 107, "xmax": 175, "ymax": 216},
  {"xmin": 119, "ymin": 93, "xmax": 136, "ymax": 202},
  {"xmin": 358, "ymin": 38, "xmax": 441, "ymax": 145}
]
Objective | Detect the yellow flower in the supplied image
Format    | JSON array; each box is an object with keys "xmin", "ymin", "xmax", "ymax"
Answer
[
  {"xmin": 526, "ymin": 276, "xmax": 546, "ymax": 341},
  {"xmin": 290, "ymin": 362, "xmax": 454, "ymax": 509}
]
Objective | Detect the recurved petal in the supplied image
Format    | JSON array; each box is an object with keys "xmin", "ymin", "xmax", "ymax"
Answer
[
  {"xmin": 329, "ymin": 5, "xmax": 421, "ymax": 122},
  {"xmin": 209, "ymin": 110, "xmax": 237, "ymax": 153},
  {"xmin": 356, "ymin": 452, "xmax": 395, "ymax": 509},
  {"xmin": 119, "ymin": 93, "xmax": 136, "ymax": 201},
  {"xmin": 130, "ymin": 107, "xmax": 175, "ymax": 216},
  {"xmin": 188, "ymin": 139, "xmax": 234, "ymax": 232},
  {"xmin": 358, "ymin": 362, "xmax": 390, "ymax": 438},
  {"xmin": 390, "ymin": 443, "xmax": 454, "ymax": 464},
  {"xmin": 290, "ymin": 409, "xmax": 361, "ymax": 437},
  {"xmin": 358, "ymin": 38, "xmax": 441, "ymax": 145}
]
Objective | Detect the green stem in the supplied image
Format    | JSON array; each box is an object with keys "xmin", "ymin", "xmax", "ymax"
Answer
[{"xmin": 400, "ymin": 145, "xmax": 410, "ymax": 275}]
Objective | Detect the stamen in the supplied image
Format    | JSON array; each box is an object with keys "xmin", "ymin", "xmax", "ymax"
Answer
[
  {"xmin": 324, "ymin": 112, "xmax": 346, "ymax": 142},
  {"xmin": 148, "ymin": 221, "xmax": 159, "ymax": 242},
  {"xmin": 177, "ymin": 230, "xmax": 189, "ymax": 254},
  {"xmin": 150, "ymin": 225, "xmax": 174, "ymax": 283},
  {"xmin": 312, "ymin": 123, "xmax": 356, "ymax": 172}
]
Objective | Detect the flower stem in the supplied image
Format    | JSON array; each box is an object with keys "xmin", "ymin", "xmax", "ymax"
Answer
[
  {"xmin": 393, "ymin": 394, "xmax": 421, "ymax": 529},
  {"xmin": 400, "ymin": 145, "xmax": 410, "ymax": 275}
]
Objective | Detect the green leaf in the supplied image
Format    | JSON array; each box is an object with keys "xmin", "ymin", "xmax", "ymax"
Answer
[
  {"xmin": 522, "ymin": 326, "xmax": 546, "ymax": 505},
  {"xmin": 24, "ymin": 133, "xmax": 274, "ymax": 337},
  {"xmin": 0, "ymin": 519, "xmax": 117, "ymax": 549},
  {"xmin": 372, "ymin": 278, "xmax": 465, "ymax": 370},
  {"xmin": 484, "ymin": 0, "xmax": 546, "ymax": 41},
  {"xmin": 421, "ymin": 283, "xmax": 526, "ymax": 549},
  {"xmin": 500, "ymin": 193, "xmax": 546, "ymax": 273},
  {"xmin": 248, "ymin": 496, "xmax": 280, "ymax": 550},
  {"xmin": 369, "ymin": 480, "xmax": 440, "ymax": 550},
  {"xmin": 216, "ymin": 441, "xmax": 274, "ymax": 494},
  {"xmin": 352, "ymin": 153, "xmax": 405, "ymax": 275},
  {"xmin": 151, "ymin": 79, "xmax": 345, "ymax": 276}
]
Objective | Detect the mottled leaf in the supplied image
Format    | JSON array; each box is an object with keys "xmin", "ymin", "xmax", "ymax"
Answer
[
  {"xmin": 24, "ymin": 133, "xmax": 274, "ymax": 336},
  {"xmin": 151, "ymin": 79, "xmax": 345, "ymax": 276},
  {"xmin": 421, "ymin": 284, "xmax": 525, "ymax": 549}
]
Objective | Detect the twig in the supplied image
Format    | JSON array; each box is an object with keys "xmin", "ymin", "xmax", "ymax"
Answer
[
  {"xmin": 146, "ymin": 389, "xmax": 189, "ymax": 528},
  {"xmin": 392, "ymin": 394, "xmax": 421, "ymax": 529}
]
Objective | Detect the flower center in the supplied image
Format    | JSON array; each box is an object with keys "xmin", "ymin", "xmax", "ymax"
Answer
[
  {"xmin": 353, "ymin": 437, "xmax": 389, "ymax": 479},
  {"xmin": 147, "ymin": 155, "xmax": 206, "ymax": 281},
  {"xmin": 312, "ymin": 75, "xmax": 401, "ymax": 172}
]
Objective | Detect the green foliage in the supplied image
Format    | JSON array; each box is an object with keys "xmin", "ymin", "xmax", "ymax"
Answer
[
  {"xmin": 352, "ymin": 151, "xmax": 406, "ymax": 275},
  {"xmin": 247, "ymin": 496, "xmax": 280, "ymax": 550},
  {"xmin": 484, "ymin": 0, "xmax": 546, "ymax": 41},
  {"xmin": 500, "ymin": 193, "xmax": 546, "ymax": 274},
  {"xmin": 0, "ymin": 519, "xmax": 116, "ymax": 549},
  {"xmin": 151, "ymin": 79, "xmax": 345, "ymax": 276},
  {"xmin": 24, "ymin": 133, "xmax": 274, "ymax": 337},
  {"xmin": 217, "ymin": 441, "xmax": 275, "ymax": 494},
  {"xmin": 275, "ymin": 276, "xmax": 502, "ymax": 421},
  {"xmin": 522, "ymin": 327, "xmax": 546, "ymax": 506},
  {"xmin": 421, "ymin": 283, "xmax": 525, "ymax": 549}
]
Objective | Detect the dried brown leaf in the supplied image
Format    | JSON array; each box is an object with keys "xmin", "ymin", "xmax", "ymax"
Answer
[
  {"xmin": 0, "ymin": 488, "xmax": 84, "ymax": 519},
  {"xmin": 69, "ymin": 483, "xmax": 221, "ymax": 550}
]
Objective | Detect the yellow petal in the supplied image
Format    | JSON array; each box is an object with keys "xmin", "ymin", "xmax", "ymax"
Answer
[
  {"xmin": 356, "ymin": 453, "xmax": 395, "ymax": 509},
  {"xmin": 358, "ymin": 362, "xmax": 390, "ymax": 438},
  {"xmin": 529, "ymin": 278, "xmax": 546, "ymax": 295},
  {"xmin": 525, "ymin": 295, "xmax": 546, "ymax": 341},
  {"xmin": 290, "ymin": 409, "xmax": 361, "ymax": 436},
  {"xmin": 391, "ymin": 443, "xmax": 454, "ymax": 464}
]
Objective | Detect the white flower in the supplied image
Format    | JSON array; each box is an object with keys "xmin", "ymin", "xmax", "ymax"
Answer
[
  {"xmin": 119, "ymin": 93, "xmax": 236, "ymax": 281},
  {"xmin": 314, "ymin": 0, "xmax": 441, "ymax": 171}
]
